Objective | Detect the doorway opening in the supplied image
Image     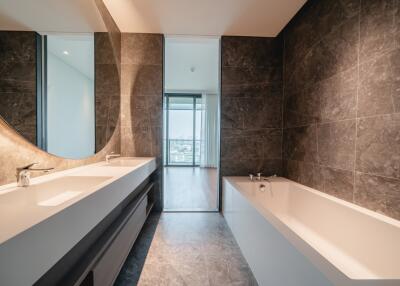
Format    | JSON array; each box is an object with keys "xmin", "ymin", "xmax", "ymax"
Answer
[{"xmin": 163, "ymin": 36, "xmax": 220, "ymax": 212}]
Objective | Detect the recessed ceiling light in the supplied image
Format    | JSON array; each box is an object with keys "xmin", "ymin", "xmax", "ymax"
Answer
[{"xmin": 63, "ymin": 51, "xmax": 69, "ymax": 55}]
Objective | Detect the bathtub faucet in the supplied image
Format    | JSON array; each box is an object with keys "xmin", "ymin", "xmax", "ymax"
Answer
[
  {"xmin": 249, "ymin": 173, "xmax": 263, "ymax": 181},
  {"xmin": 263, "ymin": 174, "xmax": 277, "ymax": 182}
]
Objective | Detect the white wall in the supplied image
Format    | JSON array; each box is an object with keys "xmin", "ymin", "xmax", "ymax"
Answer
[
  {"xmin": 46, "ymin": 51, "xmax": 95, "ymax": 158},
  {"xmin": 165, "ymin": 37, "xmax": 219, "ymax": 93}
]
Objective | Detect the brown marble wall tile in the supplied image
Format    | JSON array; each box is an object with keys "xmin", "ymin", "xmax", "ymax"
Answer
[
  {"xmin": 385, "ymin": 180, "xmax": 400, "ymax": 220},
  {"xmin": 0, "ymin": 31, "xmax": 36, "ymax": 63},
  {"xmin": 354, "ymin": 172, "xmax": 400, "ymax": 219},
  {"xmin": 0, "ymin": 62, "xmax": 36, "ymax": 86},
  {"xmin": 221, "ymin": 135, "xmax": 263, "ymax": 162},
  {"xmin": 283, "ymin": 125, "xmax": 318, "ymax": 163},
  {"xmin": 222, "ymin": 36, "xmax": 282, "ymax": 68},
  {"xmin": 147, "ymin": 96, "xmax": 163, "ymax": 128},
  {"xmin": 221, "ymin": 66, "xmax": 282, "ymax": 87},
  {"xmin": 120, "ymin": 33, "xmax": 163, "ymax": 211},
  {"xmin": 283, "ymin": 159, "xmax": 302, "ymax": 183},
  {"xmin": 222, "ymin": 84, "xmax": 282, "ymax": 130},
  {"xmin": 262, "ymin": 159, "xmax": 283, "ymax": 176},
  {"xmin": 121, "ymin": 64, "xmax": 163, "ymax": 96},
  {"xmin": 287, "ymin": 15, "xmax": 359, "ymax": 88},
  {"xmin": 317, "ymin": 120, "xmax": 356, "ymax": 170},
  {"xmin": 221, "ymin": 97, "xmax": 243, "ymax": 130},
  {"xmin": 221, "ymin": 81, "xmax": 273, "ymax": 98},
  {"xmin": 359, "ymin": 0, "xmax": 399, "ymax": 63},
  {"xmin": 283, "ymin": 84, "xmax": 320, "ymax": 128},
  {"xmin": 95, "ymin": 95, "xmax": 110, "ymax": 126},
  {"xmin": 358, "ymin": 48, "xmax": 400, "ymax": 116},
  {"xmin": 95, "ymin": 32, "xmax": 116, "ymax": 65},
  {"xmin": 321, "ymin": 166, "xmax": 354, "ymax": 202},
  {"xmin": 0, "ymin": 31, "xmax": 37, "ymax": 145},
  {"xmin": 285, "ymin": 65, "xmax": 359, "ymax": 129},
  {"xmin": 300, "ymin": 162, "xmax": 324, "ymax": 190},
  {"xmin": 284, "ymin": 160, "xmax": 354, "ymax": 202},
  {"xmin": 220, "ymin": 36, "xmax": 283, "ymax": 177},
  {"xmin": 283, "ymin": 160, "xmax": 323, "ymax": 190},
  {"xmin": 121, "ymin": 34, "xmax": 163, "ymax": 65},
  {"xmin": 242, "ymin": 86, "xmax": 282, "ymax": 129},
  {"xmin": 356, "ymin": 114, "xmax": 400, "ymax": 179},
  {"xmin": 282, "ymin": 0, "xmax": 400, "ymax": 220},
  {"xmin": 318, "ymin": 67, "xmax": 357, "ymax": 122},
  {"xmin": 108, "ymin": 96, "xmax": 120, "ymax": 127},
  {"xmin": 263, "ymin": 128, "xmax": 283, "ymax": 160},
  {"xmin": 0, "ymin": 77, "xmax": 36, "ymax": 94},
  {"xmin": 95, "ymin": 63, "xmax": 120, "ymax": 94},
  {"xmin": 220, "ymin": 158, "xmax": 282, "ymax": 178},
  {"xmin": 95, "ymin": 32, "xmax": 121, "ymax": 152},
  {"xmin": 95, "ymin": 125, "xmax": 108, "ymax": 151},
  {"xmin": 284, "ymin": 0, "xmax": 360, "ymax": 78}
]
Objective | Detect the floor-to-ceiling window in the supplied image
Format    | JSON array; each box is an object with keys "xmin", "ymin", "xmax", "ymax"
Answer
[
  {"xmin": 163, "ymin": 36, "xmax": 220, "ymax": 212},
  {"xmin": 165, "ymin": 94, "xmax": 201, "ymax": 166}
]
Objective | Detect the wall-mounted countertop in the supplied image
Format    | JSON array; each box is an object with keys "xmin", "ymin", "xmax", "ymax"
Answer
[{"xmin": 0, "ymin": 157, "xmax": 156, "ymax": 286}]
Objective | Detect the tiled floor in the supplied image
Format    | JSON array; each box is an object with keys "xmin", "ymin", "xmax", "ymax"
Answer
[
  {"xmin": 164, "ymin": 167, "xmax": 218, "ymax": 211},
  {"xmin": 115, "ymin": 213, "xmax": 258, "ymax": 286}
]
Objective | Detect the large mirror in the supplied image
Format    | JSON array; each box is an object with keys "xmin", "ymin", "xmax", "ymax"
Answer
[{"xmin": 0, "ymin": 0, "xmax": 120, "ymax": 159}]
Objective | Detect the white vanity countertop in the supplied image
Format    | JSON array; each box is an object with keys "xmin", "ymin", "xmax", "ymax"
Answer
[{"xmin": 0, "ymin": 157, "xmax": 156, "ymax": 286}]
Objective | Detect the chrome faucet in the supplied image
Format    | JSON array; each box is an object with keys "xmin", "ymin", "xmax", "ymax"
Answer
[
  {"xmin": 106, "ymin": 152, "xmax": 120, "ymax": 163},
  {"xmin": 16, "ymin": 163, "xmax": 54, "ymax": 187},
  {"xmin": 256, "ymin": 172, "xmax": 262, "ymax": 181},
  {"xmin": 249, "ymin": 174, "xmax": 254, "ymax": 181}
]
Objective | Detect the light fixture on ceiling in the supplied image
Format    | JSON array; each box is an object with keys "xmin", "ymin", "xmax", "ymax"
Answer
[
  {"xmin": 63, "ymin": 50, "xmax": 69, "ymax": 55},
  {"xmin": 190, "ymin": 66, "xmax": 195, "ymax": 73}
]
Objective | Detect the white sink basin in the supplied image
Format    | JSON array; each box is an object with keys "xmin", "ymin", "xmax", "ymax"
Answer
[
  {"xmin": 103, "ymin": 159, "xmax": 144, "ymax": 167},
  {"xmin": 0, "ymin": 176, "xmax": 112, "ymax": 207},
  {"xmin": 37, "ymin": 191, "xmax": 82, "ymax": 207}
]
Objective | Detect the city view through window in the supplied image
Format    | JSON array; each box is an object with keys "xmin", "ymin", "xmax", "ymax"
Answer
[{"xmin": 164, "ymin": 95, "xmax": 202, "ymax": 166}]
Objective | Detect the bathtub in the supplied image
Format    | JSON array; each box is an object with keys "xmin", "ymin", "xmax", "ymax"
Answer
[{"xmin": 222, "ymin": 176, "xmax": 400, "ymax": 286}]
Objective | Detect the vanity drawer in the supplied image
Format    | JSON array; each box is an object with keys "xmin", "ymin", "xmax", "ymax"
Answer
[{"xmin": 92, "ymin": 195, "xmax": 147, "ymax": 286}]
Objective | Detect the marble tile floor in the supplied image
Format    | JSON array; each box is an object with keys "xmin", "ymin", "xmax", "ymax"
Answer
[{"xmin": 114, "ymin": 212, "xmax": 258, "ymax": 286}]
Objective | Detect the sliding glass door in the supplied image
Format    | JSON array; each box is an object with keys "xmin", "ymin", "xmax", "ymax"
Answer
[{"xmin": 165, "ymin": 94, "xmax": 201, "ymax": 166}]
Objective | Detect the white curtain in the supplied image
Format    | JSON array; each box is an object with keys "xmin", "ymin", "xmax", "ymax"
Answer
[{"xmin": 200, "ymin": 93, "xmax": 218, "ymax": 168}]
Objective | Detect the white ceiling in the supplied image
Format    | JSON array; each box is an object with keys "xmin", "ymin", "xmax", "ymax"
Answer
[
  {"xmin": 0, "ymin": 0, "xmax": 306, "ymax": 36},
  {"xmin": 165, "ymin": 36, "xmax": 219, "ymax": 93},
  {"xmin": 0, "ymin": 0, "xmax": 106, "ymax": 32},
  {"xmin": 103, "ymin": 0, "xmax": 306, "ymax": 37}
]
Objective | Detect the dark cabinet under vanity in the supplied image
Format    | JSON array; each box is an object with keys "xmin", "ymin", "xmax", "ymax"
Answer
[{"xmin": 35, "ymin": 178, "xmax": 156, "ymax": 286}]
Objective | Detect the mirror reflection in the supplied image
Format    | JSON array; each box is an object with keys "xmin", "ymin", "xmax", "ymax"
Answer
[
  {"xmin": 46, "ymin": 34, "xmax": 95, "ymax": 158},
  {"xmin": 0, "ymin": 17, "xmax": 120, "ymax": 159}
]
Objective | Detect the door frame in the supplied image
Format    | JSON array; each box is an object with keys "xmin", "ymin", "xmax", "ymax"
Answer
[{"xmin": 162, "ymin": 35, "xmax": 221, "ymax": 213}]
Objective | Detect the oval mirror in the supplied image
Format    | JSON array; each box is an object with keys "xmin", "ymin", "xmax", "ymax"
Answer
[{"xmin": 0, "ymin": 1, "xmax": 120, "ymax": 159}]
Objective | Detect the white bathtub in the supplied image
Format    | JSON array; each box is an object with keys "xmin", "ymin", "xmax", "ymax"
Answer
[{"xmin": 222, "ymin": 176, "xmax": 400, "ymax": 286}]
